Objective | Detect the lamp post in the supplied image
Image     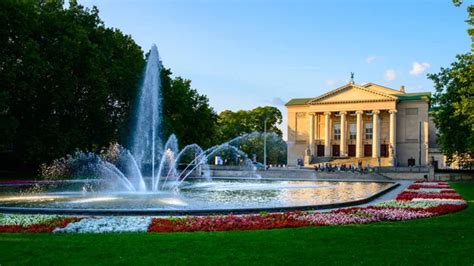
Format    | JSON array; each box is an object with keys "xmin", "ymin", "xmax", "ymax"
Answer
[{"xmin": 264, "ymin": 118, "xmax": 267, "ymax": 170}]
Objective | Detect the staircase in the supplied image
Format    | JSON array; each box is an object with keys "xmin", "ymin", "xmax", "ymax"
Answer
[{"xmin": 310, "ymin": 157, "xmax": 390, "ymax": 167}]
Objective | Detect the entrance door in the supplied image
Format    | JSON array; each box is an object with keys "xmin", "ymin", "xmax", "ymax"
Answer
[
  {"xmin": 332, "ymin": 145, "xmax": 340, "ymax": 157},
  {"xmin": 348, "ymin": 145, "xmax": 356, "ymax": 157},
  {"xmin": 380, "ymin": 144, "xmax": 389, "ymax": 157},
  {"xmin": 317, "ymin": 145, "xmax": 325, "ymax": 156},
  {"xmin": 364, "ymin": 145, "xmax": 372, "ymax": 157}
]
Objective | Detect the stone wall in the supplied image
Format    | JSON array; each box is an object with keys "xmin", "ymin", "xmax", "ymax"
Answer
[
  {"xmin": 434, "ymin": 171, "xmax": 474, "ymax": 181},
  {"xmin": 208, "ymin": 169, "xmax": 387, "ymax": 180}
]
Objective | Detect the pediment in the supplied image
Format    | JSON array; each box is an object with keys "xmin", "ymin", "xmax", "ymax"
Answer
[
  {"xmin": 363, "ymin": 83, "xmax": 403, "ymax": 95},
  {"xmin": 308, "ymin": 83, "xmax": 397, "ymax": 105}
]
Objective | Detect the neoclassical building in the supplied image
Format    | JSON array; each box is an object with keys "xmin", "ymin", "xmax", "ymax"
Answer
[{"xmin": 286, "ymin": 81, "xmax": 442, "ymax": 167}]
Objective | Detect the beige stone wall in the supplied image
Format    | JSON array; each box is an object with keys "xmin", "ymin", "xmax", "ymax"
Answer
[
  {"xmin": 286, "ymin": 84, "xmax": 432, "ymax": 167},
  {"xmin": 395, "ymin": 100, "xmax": 429, "ymax": 166},
  {"xmin": 287, "ymin": 107, "xmax": 396, "ymax": 166},
  {"xmin": 287, "ymin": 108, "xmax": 310, "ymax": 165}
]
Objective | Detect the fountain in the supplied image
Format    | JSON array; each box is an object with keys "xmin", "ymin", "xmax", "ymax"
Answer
[
  {"xmin": 44, "ymin": 44, "xmax": 258, "ymax": 193},
  {"xmin": 0, "ymin": 45, "xmax": 397, "ymax": 215}
]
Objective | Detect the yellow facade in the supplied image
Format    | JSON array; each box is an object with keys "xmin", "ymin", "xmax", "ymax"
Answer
[{"xmin": 286, "ymin": 82, "xmax": 437, "ymax": 167}]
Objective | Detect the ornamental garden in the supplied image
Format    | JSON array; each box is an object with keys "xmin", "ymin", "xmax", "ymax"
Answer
[
  {"xmin": 1, "ymin": 1, "xmax": 473, "ymax": 265},
  {"xmin": 0, "ymin": 181, "xmax": 467, "ymax": 233}
]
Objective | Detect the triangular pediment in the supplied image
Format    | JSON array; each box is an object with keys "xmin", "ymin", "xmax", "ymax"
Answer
[
  {"xmin": 363, "ymin": 83, "xmax": 404, "ymax": 95},
  {"xmin": 308, "ymin": 83, "xmax": 397, "ymax": 105}
]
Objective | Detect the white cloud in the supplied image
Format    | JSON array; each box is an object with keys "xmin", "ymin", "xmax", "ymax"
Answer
[
  {"xmin": 366, "ymin": 56, "xmax": 377, "ymax": 64},
  {"xmin": 384, "ymin": 69, "xmax": 397, "ymax": 81},
  {"xmin": 409, "ymin": 62, "xmax": 431, "ymax": 76}
]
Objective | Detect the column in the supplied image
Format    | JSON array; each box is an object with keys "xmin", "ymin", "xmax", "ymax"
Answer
[
  {"xmin": 424, "ymin": 121, "xmax": 429, "ymax": 165},
  {"xmin": 340, "ymin": 111, "xmax": 347, "ymax": 157},
  {"xmin": 389, "ymin": 110, "xmax": 397, "ymax": 166},
  {"xmin": 324, "ymin": 112, "xmax": 331, "ymax": 157},
  {"xmin": 315, "ymin": 114, "xmax": 319, "ymax": 157},
  {"xmin": 308, "ymin": 113, "xmax": 315, "ymax": 155},
  {"xmin": 356, "ymin": 110, "xmax": 363, "ymax": 158},
  {"xmin": 372, "ymin": 110, "xmax": 380, "ymax": 158},
  {"xmin": 315, "ymin": 114, "xmax": 319, "ymax": 139}
]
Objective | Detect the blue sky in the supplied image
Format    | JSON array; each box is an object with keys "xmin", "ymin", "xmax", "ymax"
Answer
[{"xmin": 80, "ymin": 0, "xmax": 471, "ymax": 139}]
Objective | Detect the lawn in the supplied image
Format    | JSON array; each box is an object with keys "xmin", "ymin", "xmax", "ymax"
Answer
[{"xmin": 0, "ymin": 182, "xmax": 473, "ymax": 265}]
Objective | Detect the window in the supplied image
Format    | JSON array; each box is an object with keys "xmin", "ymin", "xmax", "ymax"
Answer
[
  {"xmin": 334, "ymin": 123, "xmax": 341, "ymax": 140},
  {"xmin": 365, "ymin": 122, "xmax": 373, "ymax": 139},
  {"xmin": 349, "ymin": 124, "xmax": 356, "ymax": 140}
]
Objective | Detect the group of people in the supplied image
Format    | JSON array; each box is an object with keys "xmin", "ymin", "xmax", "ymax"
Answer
[{"xmin": 313, "ymin": 160, "xmax": 374, "ymax": 174}]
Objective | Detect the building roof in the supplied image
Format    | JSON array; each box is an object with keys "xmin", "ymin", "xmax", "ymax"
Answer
[
  {"xmin": 394, "ymin": 92, "xmax": 431, "ymax": 101},
  {"xmin": 285, "ymin": 88, "xmax": 432, "ymax": 106},
  {"xmin": 362, "ymin": 82, "xmax": 403, "ymax": 95},
  {"xmin": 285, "ymin": 98, "xmax": 312, "ymax": 106},
  {"xmin": 307, "ymin": 83, "xmax": 398, "ymax": 104}
]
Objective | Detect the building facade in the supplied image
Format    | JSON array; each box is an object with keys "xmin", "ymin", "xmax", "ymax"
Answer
[{"xmin": 286, "ymin": 82, "xmax": 443, "ymax": 167}]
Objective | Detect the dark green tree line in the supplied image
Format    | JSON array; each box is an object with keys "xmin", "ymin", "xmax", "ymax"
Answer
[
  {"xmin": 0, "ymin": 0, "xmax": 286, "ymax": 172},
  {"xmin": 160, "ymin": 68, "xmax": 219, "ymax": 149},
  {"xmin": 0, "ymin": 0, "xmax": 219, "ymax": 172},
  {"xmin": 427, "ymin": 1, "xmax": 474, "ymax": 167},
  {"xmin": 0, "ymin": 0, "xmax": 145, "ymax": 169}
]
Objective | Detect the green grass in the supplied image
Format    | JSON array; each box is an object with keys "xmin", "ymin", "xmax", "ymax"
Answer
[{"xmin": 0, "ymin": 182, "xmax": 473, "ymax": 265}]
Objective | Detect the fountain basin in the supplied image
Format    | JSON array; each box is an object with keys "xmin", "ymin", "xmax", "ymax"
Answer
[{"xmin": 0, "ymin": 178, "xmax": 398, "ymax": 215}]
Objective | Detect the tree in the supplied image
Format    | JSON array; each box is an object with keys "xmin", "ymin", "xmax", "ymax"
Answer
[
  {"xmin": 160, "ymin": 68, "xmax": 219, "ymax": 149},
  {"xmin": 428, "ymin": 53, "xmax": 474, "ymax": 166},
  {"xmin": 216, "ymin": 106, "xmax": 286, "ymax": 164},
  {"xmin": 217, "ymin": 106, "xmax": 283, "ymax": 142},
  {"xmin": 453, "ymin": 0, "xmax": 473, "ymax": 51},
  {"xmin": 0, "ymin": 0, "xmax": 145, "ymax": 170},
  {"xmin": 426, "ymin": 1, "xmax": 474, "ymax": 168}
]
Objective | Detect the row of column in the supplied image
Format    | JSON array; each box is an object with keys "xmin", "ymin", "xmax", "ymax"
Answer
[{"xmin": 307, "ymin": 110, "xmax": 397, "ymax": 160}]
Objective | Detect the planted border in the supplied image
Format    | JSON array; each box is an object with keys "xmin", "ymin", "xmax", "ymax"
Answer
[{"xmin": 0, "ymin": 181, "xmax": 467, "ymax": 233}]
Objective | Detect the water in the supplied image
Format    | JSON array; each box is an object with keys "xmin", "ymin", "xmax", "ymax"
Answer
[
  {"xmin": 0, "ymin": 44, "xmax": 395, "ymax": 213},
  {"xmin": 0, "ymin": 179, "xmax": 392, "ymax": 211},
  {"xmin": 44, "ymin": 45, "xmax": 261, "ymax": 193},
  {"xmin": 130, "ymin": 45, "xmax": 162, "ymax": 190}
]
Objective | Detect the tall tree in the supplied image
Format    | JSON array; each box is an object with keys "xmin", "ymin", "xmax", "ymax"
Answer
[
  {"xmin": 428, "ymin": 54, "xmax": 474, "ymax": 165},
  {"xmin": 426, "ymin": 1, "xmax": 474, "ymax": 167},
  {"xmin": 0, "ymin": 0, "xmax": 145, "ymax": 169},
  {"xmin": 160, "ymin": 68, "xmax": 219, "ymax": 149},
  {"xmin": 453, "ymin": 0, "xmax": 473, "ymax": 51}
]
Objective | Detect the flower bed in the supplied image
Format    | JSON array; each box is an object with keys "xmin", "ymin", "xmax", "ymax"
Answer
[
  {"xmin": 0, "ymin": 214, "xmax": 80, "ymax": 233},
  {"xmin": 396, "ymin": 192, "xmax": 463, "ymax": 201},
  {"xmin": 147, "ymin": 181, "xmax": 467, "ymax": 233},
  {"xmin": 54, "ymin": 217, "xmax": 152, "ymax": 233},
  {"xmin": 0, "ymin": 181, "xmax": 467, "ymax": 233}
]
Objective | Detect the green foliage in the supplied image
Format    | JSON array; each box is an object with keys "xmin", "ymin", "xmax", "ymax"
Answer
[
  {"xmin": 160, "ymin": 68, "xmax": 219, "ymax": 149},
  {"xmin": 0, "ymin": 0, "xmax": 283, "ymax": 170},
  {"xmin": 428, "ymin": 53, "xmax": 474, "ymax": 164},
  {"xmin": 218, "ymin": 106, "xmax": 283, "ymax": 141},
  {"xmin": 217, "ymin": 107, "xmax": 286, "ymax": 164},
  {"xmin": 235, "ymin": 133, "xmax": 287, "ymax": 165},
  {"xmin": 453, "ymin": 0, "xmax": 474, "ymax": 51},
  {"xmin": 0, "ymin": 0, "xmax": 145, "ymax": 168}
]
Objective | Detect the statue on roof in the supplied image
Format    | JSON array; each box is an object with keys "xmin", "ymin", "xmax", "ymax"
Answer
[{"xmin": 350, "ymin": 72, "xmax": 354, "ymax": 84}]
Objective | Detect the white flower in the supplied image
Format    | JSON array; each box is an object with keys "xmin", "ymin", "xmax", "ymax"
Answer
[
  {"xmin": 54, "ymin": 216, "xmax": 152, "ymax": 233},
  {"xmin": 0, "ymin": 214, "xmax": 62, "ymax": 226}
]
